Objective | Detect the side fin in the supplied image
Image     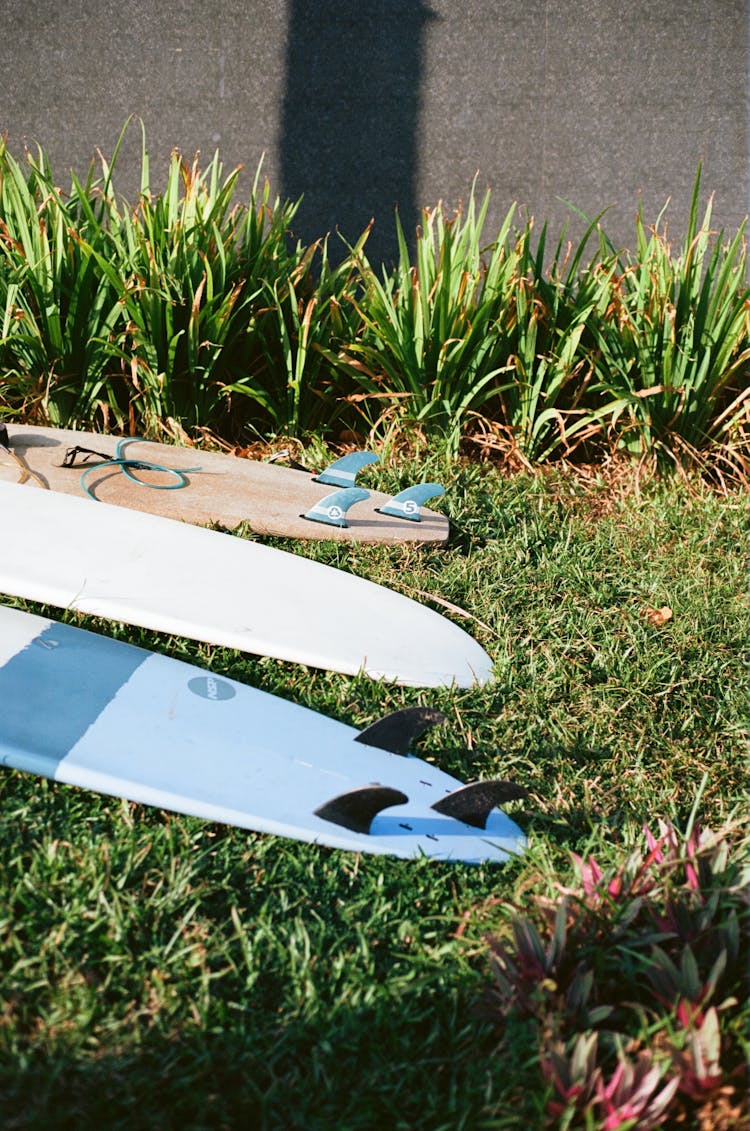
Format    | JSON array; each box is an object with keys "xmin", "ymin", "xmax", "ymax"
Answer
[
  {"xmin": 377, "ymin": 482, "xmax": 445, "ymax": 522},
  {"xmin": 313, "ymin": 451, "xmax": 379, "ymax": 488},
  {"xmin": 355, "ymin": 706, "xmax": 447, "ymax": 755},
  {"xmin": 314, "ymin": 785, "xmax": 408, "ymax": 834},
  {"xmin": 431, "ymin": 780, "xmax": 528, "ymax": 829},
  {"xmin": 302, "ymin": 487, "xmax": 370, "ymax": 528}
]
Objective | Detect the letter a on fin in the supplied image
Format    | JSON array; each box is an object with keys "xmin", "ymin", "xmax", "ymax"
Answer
[
  {"xmin": 313, "ymin": 451, "xmax": 379, "ymax": 488},
  {"xmin": 314, "ymin": 785, "xmax": 408, "ymax": 834},
  {"xmin": 378, "ymin": 483, "xmax": 445, "ymax": 522},
  {"xmin": 355, "ymin": 706, "xmax": 447, "ymax": 755},
  {"xmin": 302, "ymin": 487, "xmax": 370, "ymax": 528},
  {"xmin": 431, "ymin": 780, "xmax": 528, "ymax": 829}
]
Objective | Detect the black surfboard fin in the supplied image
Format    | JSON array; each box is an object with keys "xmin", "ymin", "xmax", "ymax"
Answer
[
  {"xmin": 355, "ymin": 706, "xmax": 447, "ymax": 756},
  {"xmin": 431, "ymin": 780, "xmax": 528, "ymax": 829},
  {"xmin": 314, "ymin": 786, "xmax": 408, "ymax": 834}
]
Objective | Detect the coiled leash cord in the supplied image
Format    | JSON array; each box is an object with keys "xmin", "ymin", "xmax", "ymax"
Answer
[{"xmin": 62, "ymin": 438, "xmax": 201, "ymax": 500}]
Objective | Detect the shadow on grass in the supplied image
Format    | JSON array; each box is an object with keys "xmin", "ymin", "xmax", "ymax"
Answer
[{"xmin": 2, "ymin": 998, "xmax": 517, "ymax": 1131}]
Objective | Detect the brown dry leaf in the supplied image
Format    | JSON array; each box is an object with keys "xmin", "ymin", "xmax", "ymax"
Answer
[
  {"xmin": 643, "ymin": 605, "xmax": 673, "ymax": 627},
  {"xmin": 338, "ymin": 428, "xmax": 365, "ymax": 449}
]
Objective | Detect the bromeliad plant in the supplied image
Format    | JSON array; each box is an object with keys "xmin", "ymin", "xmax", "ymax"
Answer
[
  {"xmin": 241, "ymin": 230, "xmax": 366, "ymax": 437},
  {"xmin": 483, "ymin": 812, "xmax": 749, "ymax": 1129},
  {"xmin": 0, "ymin": 122, "xmax": 335, "ymax": 437}
]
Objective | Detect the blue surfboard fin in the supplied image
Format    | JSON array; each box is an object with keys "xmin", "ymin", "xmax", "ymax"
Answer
[
  {"xmin": 302, "ymin": 487, "xmax": 370, "ymax": 529},
  {"xmin": 313, "ymin": 451, "xmax": 379, "ymax": 488},
  {"xmin": 314, "ymin": 786, "xmax": 408, "ymax": 834},
  {"xmin": 355, "ymin": 706, "xmax": 447, "ymax": 755},
  {"xmin": 377, "ymin": 483, "xmax": 445, "ymax": 522},
  {"xmin": 431, "ymin": 780, "xmax": 528, "ymax": 828}
]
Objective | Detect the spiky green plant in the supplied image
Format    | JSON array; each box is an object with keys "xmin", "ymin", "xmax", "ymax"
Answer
[
  {"xmin": 0, "ymin": 142, "xmax": 124, "ymax": 426},
  {"xmin": 232, "ymin": 230, "xmax": 367, "ymax": 436},
  {"xmin": 90, "ymin": 130, "xmax": 300, "ymax": 434},
  {"xmin": 488, "ymin": 216, "xmax": 617, "ymax": 463},
  {"xmin": 331, "ymin": 192, "xmax": 520, "ymax": 453},
  {"xmin": 587, "ymin": 169, "xmax": 750, "ymax": 472}
]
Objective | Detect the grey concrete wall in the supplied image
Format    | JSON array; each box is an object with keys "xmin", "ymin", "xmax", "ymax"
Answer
[{"xmin": 1, "ymin": 1, "xmax": 747, "ymax": 264}]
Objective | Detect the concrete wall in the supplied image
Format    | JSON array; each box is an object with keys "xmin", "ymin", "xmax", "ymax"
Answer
[{"xmin": 2, "ymin": 1, "xmax": 747, "ymax": 264}]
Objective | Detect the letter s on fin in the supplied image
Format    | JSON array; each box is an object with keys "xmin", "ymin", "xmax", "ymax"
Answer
[{"xmin": 377, "ymin": 483, "xmax": 445, "ymax": 522}]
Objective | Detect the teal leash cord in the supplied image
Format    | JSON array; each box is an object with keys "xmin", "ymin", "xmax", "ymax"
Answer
[{"xmin": 66, "ymin": 439, "xmax": 201, "ymax": 500}]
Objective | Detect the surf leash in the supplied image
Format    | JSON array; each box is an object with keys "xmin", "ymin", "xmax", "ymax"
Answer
[
  {"xmin": 0, "ymin": 423, "xmax": 48, "ymax": 489},
  {"xmin": 62, "ymin": 438, "xmax": 201, "ymax": 500}
]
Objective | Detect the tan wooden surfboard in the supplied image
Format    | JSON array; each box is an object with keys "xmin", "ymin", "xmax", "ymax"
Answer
[{"xmin": 0, "ymin": 424, "xmax": 449, "ymax": 544}]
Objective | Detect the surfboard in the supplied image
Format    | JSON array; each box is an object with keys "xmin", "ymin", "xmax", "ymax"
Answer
[
  {"xmin": 0, "ymin": 480, "xmax": 492, "ymax": 687},
  {"xmin": 0, "ymin": 606, "xmax": 524, "ymax": 863},
  {"xmin": 0, "ymin": 424, "xmax": 449, "ymax": 544}
]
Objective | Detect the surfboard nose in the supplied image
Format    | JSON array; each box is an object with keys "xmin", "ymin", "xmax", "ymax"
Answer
[{"xmin": 361, "ymin": 633, "xmax": 494, "ymax": 688}]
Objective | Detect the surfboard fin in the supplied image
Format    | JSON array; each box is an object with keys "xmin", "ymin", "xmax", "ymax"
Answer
[
  {"xmin": 302, "ymin": 487, "xmax": 370, "ymax": 528},
  {"xmin": 313, "ymin": 451, "xmax": 379, "ymax": 488},
  {"xmin": 314, "ymin": 785, "xmax": 408, "ymax": 834},
  {"xmin": 377, "ymin": 483, "xmax": 445, "ymax": 522},
  {"xmin": 431, "ymin": 780, "xmax": 529, "ymax": 829},
  {"xmin": 355, "ymin": 706, "xmax": 447, "ymax": 755}
]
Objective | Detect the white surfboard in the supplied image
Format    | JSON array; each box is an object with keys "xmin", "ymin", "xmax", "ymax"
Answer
[
  {"xmin": 0, "ymin": 480, "xmax": 492, "ymax": 688},
  {"xmin": 0, "ymin": 606, "xmax": 524, "ymax": 863}
]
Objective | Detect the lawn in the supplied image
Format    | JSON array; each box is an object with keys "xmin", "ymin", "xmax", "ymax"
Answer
[{"xmin": 0, "ymin": 457, "xmax": 746, "ymax": 1130}]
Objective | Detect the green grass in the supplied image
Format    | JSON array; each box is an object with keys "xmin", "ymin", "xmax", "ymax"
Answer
[{"xmin": 0, "ymin": 462, "xmax": 746, "ymax": 1129}]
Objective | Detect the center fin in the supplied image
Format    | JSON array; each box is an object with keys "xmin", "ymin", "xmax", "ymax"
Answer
[
  {"xmin": 355, "ymin": 706, "xmax": 447, "ymax": 755},
  {"xmin": 314, "ymin": 786, "xmax": 408, "ymax": 834}
]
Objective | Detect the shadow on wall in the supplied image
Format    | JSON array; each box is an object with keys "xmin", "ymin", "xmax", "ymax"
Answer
[{"xmin": 280, "ymin": 0, "xmax": 438, "ymax": 266}]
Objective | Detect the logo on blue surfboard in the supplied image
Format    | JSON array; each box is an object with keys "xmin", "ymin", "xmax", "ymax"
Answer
[{"xmin": 187, "ymin": 676, "xmax": 236, "ymax": 701}]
